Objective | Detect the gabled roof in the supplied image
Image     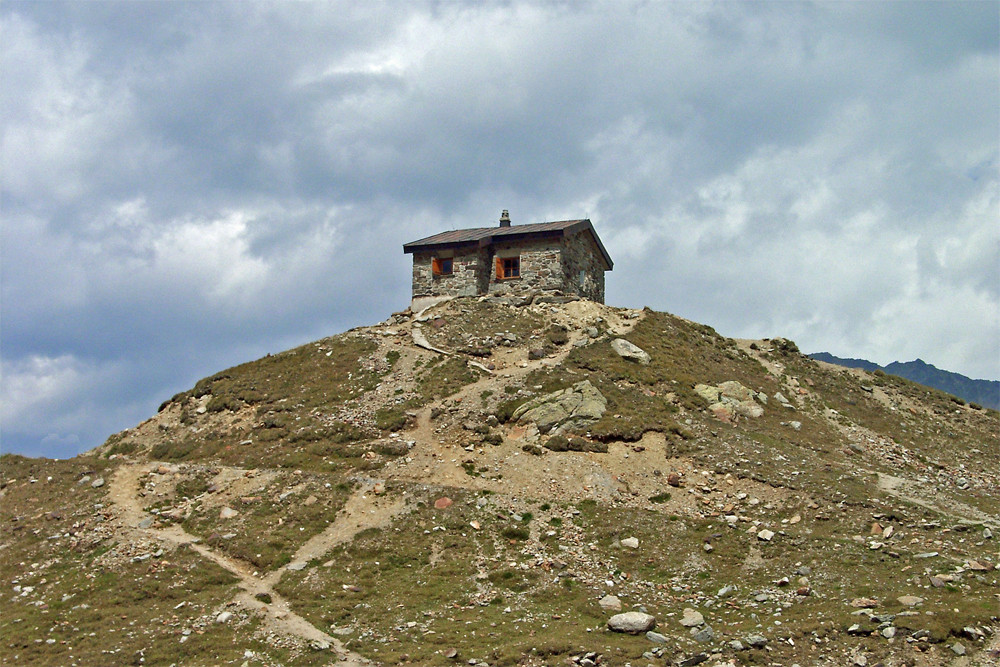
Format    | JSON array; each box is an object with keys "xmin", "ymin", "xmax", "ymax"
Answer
[{"xmin": 403, "ymin": 219, "xmax": 613, "ymax": 270}]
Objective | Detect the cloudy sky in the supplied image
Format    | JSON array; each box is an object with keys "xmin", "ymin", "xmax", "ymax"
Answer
[{"xmin": 3, "ymin": 1, "xmax": 997, "ymax": 459}]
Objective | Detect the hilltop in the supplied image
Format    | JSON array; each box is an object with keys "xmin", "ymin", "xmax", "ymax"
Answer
[{"xmin": 2, "ymin": 298, "xmax": 998, "ymax": 667}]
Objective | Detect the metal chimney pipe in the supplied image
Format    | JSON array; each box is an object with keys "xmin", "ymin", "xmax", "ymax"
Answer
[{"xmin": 499, "ymin": 210, "xmax": 511, "ymax": 227}]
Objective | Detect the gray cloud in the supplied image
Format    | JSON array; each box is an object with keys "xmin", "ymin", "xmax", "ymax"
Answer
[{"xmin": 2, "ymin": 0, "xmax": 997, "ymax": 458}]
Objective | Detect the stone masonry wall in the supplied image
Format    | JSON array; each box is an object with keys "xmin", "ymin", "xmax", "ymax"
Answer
[
  {"xmin": 486, "ymin": 238, "xmax": 564, "ymax": 296},
  {"xmin": 560, "ymin": 231, "xmax": 606, "ymax": 303},
  {"xmin": 410, "ymin": 249, "xmax": 482, "ymax": 298}
]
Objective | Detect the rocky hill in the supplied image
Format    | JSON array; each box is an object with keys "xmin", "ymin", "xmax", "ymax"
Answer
[
  {"xmin": 809, "ymin": 353, "xmax": 1000, "ymax": 412},
  {"xmin": 2, "ymin": 298, "xmax": 998, "ymax": 667}
]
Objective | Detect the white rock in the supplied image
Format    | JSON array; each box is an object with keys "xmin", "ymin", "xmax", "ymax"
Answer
[
  {"xmin": 610, "ymin": 339, "xmax": 651, "ymax": 365},
  {"xmin": 621, "ymin": 537, "xmax": 639, "ymax": 549},
  {"xmin": 607, "ymin": 611, "xmax": 656, "ymax": 634},
  {"xmin": 219, "ymin": 507, "xmax": 239, "ymax": 519},
  {"xmin": 598, "ymin": 594, "xmax": 622, "ymax": 611},
  {"xmin": 216, "ymin": 611, "xmax": 233, "ymax": 623},
  {"xmin": 679, "ymin": 608, "xmax": 704, "ymax": 627},
  {"xmin": 757, "ymin": 529, "xmax": 775, "ymax": 541}
]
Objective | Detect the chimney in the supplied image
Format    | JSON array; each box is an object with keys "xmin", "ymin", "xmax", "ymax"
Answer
[{"xmin": 499, "ymin": 209, "xmax": 511, "ymax": 227}]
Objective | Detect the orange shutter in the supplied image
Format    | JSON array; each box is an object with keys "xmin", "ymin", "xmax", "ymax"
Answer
[
  {"xmin": 432, "ymin": 258, "xmax": 441, "ymax": 275},
  {"xmin": 495, "ymin": 257, "xmax": 503, "ymax": 280}
]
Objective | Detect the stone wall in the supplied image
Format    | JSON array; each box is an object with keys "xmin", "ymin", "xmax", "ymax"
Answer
[
  {"xmin": 486, "ymin": 238, "xmax": 565, "ymax": 296},
  {"xmin": 560, "ymin": 230, "xmax": 606, "ymax": 303},
  {"xmin": 410, "ymin": 249, "xmax": 483, "ymax": 299}
]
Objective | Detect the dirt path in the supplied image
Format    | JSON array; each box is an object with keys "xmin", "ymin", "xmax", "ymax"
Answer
[
  {"xmin": 107, "ymin": 464, "xmax": 377, "ymax": 666},
  {"xmin": 266, "ymin": 478, "xmax": 409, "ymax": 583},
  {"xmin": 874, "ymin": 471, "xmax": 999, "ymax": 529}
]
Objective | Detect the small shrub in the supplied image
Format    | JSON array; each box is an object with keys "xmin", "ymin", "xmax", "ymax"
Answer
[
  {"xmin": 261, "ymin": 414, "xmax": 290, "ymax": 429},
  {"xmin": 375, "ymin": 441, "xmax": 409, "ymax": 457},
  {"xmin": 375, "ymin": 408, "xmax": 409, "ymax": 432},
  {"xmin": 649, "ymin": 492, "xmax": 671, "ymax": 503},
  {"xmin": 546, "ymin": 325, "xmax": 569, "ymax": 346},
  {"xmin": 494, "ymin": 398, "xmax": 526, "ymax": 423},
  {"xmin": 481, "ymin": 432, "xmax": 503, "ymax": 446},
  {"xmin": 501, "ymin": 526, "xmax": 530, "ymax": 541},
  {"xmin": 545, "ymin": 435, "xmax": 570, "ymax": 451},
  {"xmin": 206, "ymin": 395, "xmax": 242, "ymax": 412}
]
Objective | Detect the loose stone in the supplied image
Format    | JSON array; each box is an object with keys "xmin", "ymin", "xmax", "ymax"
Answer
[{"xmin": 607, "ymin": 612, "xmax": 656, "ymax": 634}]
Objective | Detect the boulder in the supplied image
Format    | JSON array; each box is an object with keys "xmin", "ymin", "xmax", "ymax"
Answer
[
  {"xmin": 511, "ymin": 380, "xmax": 607, "ymax": 434},
  {"xmin": 610, "ymin": 339, "xmax": 651, "ymax": 365},
  {"xmin": 679, "ymin": 608, "xmax": 704, "ymax": 627},
  {"xmin": 607, "ymin": 611, "xmax": 656, "ymax": 634},
  {"xmin": 698, "ymin": 380, "xmax": 765, "ymax": 420},
  {"xmin": 598, "ymin": 595, "xmax": 622, "ymax": 611},
  {"xmin": 719, "ymin": 380, "xmax": 755, "ymax": 403},
  {"xmin": 694, "ymin": 384, "xmax": 721, "ymax": 403}
]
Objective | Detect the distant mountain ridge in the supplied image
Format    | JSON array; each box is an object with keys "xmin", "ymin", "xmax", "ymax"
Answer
[{"xmin": 810, "ymin": 352, "xmax": 1000, "ymax": 411}]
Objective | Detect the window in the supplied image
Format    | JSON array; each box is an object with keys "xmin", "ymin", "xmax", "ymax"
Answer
[
  {"xmin": 432, "ymin": 257, "xmax": 453, "ymax": 276},
  {"xmin": 495, "ymin": 256, "xmax": 520, "ymax": 279}
]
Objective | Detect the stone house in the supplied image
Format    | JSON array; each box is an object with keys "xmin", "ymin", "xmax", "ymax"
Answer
[{"xmin": 403, "ymin": 211, "xmax": 613, "ymax": 307}]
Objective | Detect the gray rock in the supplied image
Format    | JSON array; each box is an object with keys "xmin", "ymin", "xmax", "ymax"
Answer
[
  {"xmin": 137, "ymin": 517, "xmax": 154, "ymax": 529},
  {"xmin": 984, "ymin": 527, "xmax": 993, "ymax": 539},
  {"xmin": 645, "ymin": 631, "xmax": 668, "ymax": 643},
  {"xmin": 607, "ymin": 611, "xmax": 656, "ymax": 634},
  {"xmin": 216, "ymin": 611, "xmax": 233, "ymax": 623},
  {"xmin": 718, "ymin": 380, "xmax": 755, "ymax": 403},
  {"xmin": 881, "ymin": 626, "xmax": 896, "ymax": 639},
  {"xmin": 735, "ymin": 401, "xmax": 765, "ymax": 418},
  {"xmin": 610, "ymin": 339, "xmax": 651, "ymax": 364},
  {"xmin": 286, "ymin": 561, "xmax": 307, "ymax": 571},
  {"xmin": 620, "ymin": 537, "xmax": 639, "ymax": 549},
  {"xmin": 717, "ymin": 585, "xmax": 736, "ymax": 598},
  {"xmin": 679, "ymin": 608, "xmax": 704, "ymax": 627},
  {"xmin": 897, "ymin": 595, "xmax": 923, "ymax": 606},
  {"xmin": 745, "ymin": 634, "xmax": 768, "ymax": 648},
  {"xmin": 677, "ymin": 654, "xmax": 708, "ymax": 667},
  {"xmin": 598, "ymin": 594, "xmax": 621, "ymax": 611},
  {"xmin": 691, "ymin": 625, "xmax": 714, "ymax": 642},
  {"xmin": 950, "ymin": 642, "xmax": 966, "ymax": 656},
  {"xmin": 91, "ymin": 477, "xmax": 105, "ymax": 488},
  {"xmin": 694, "ymin": 384, "xmax": 721, "ymax": 403},
  {"xmin": 728, "ymin": 640, "xmax": 745, "ymax": 651},
  {"xmin": 511, "ymin": 380, "xmax": 607, "ymax": 433}
]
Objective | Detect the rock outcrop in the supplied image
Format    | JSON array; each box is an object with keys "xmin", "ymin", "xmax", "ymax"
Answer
[
  {"xmin": 511, "ymin": 380, "xmax": 607, "ymax": 434},
  {"xmin": 610, "ymin": 338, "xmax": 651, "ymax": 364},
  {"xmin": 695, "ymin": 380, "xmax": 765, "ymax": 421}
]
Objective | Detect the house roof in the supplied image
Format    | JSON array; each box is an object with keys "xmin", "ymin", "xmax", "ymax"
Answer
[{"xmin": 403, "ymin": 219, "xmax": 613, "ymax": 270}]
